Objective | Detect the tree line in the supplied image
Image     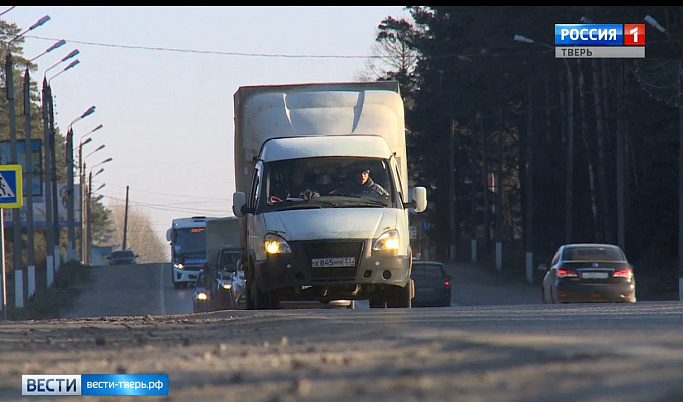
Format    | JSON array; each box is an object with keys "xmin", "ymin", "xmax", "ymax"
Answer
[{"xmin": 374, "ymin": 6, "xmax": 683, "ymax": 291}]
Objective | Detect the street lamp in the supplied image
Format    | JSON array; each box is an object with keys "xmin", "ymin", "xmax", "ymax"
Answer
[
  {"xmin": 22, "ymin": 39, "xmax": 66, "ymax": 291},
  {"xmin": 86, "ymin": 158, "xmax": 112, "ymax": 264},
  {"xmin": 43, "ymin": 49, "xmax": 79, "ymax": 267},
  {"xmin": 4, "ymin": 14, "xmax": 51, "ymax": 307},
  {"xmin": 514, "ymin": 34, "xmax": 574, "ymax": 245},
  {"xmin": 0, "ymin": 6, "xmax": 15, "ymax": 16},
  {"xmin": 79, "ymin": 141, "xmax": 105, "ymax": 259},
  {"xmin": 78, "ymin": 124, "xmax": 104, "ymax": 193},
  {"xmin": 77, "ymin": 124, "xmax": 103, "ymax": 245},
  {"xmin": 66, "ymin": 106, "xmax": 96, "ymax": 261},
  {"xmin": 643, "ymin": 15, "xmax": 683, "ymax": 301}
]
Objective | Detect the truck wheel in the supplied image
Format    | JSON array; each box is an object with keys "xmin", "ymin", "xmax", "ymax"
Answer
[
  {"xmin": 250, "ymin": 280, "xmax": 264, "ymax": 309},
  {"xmin": 250, "ymin": 280, "xmax": 279, "ymax": 309},
  {"xmin": 246, "ymin": 285, "xmax": 255, "ymax": 310},
  {"xmin": 368, "ymin": 294, "xmax": 385, "ymax": 308},
  {"xmin": 386, "ymin": 284, "xmax": 411, "ymax": 308}
]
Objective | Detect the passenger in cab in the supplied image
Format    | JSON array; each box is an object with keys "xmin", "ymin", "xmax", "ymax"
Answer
[{"xmin": 332, "ymin": 169, "xmax": 389, "ymax": 198}]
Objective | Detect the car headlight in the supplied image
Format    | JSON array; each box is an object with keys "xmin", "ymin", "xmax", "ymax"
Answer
[
  {"xmin": 196, "ymin": 292, "xmax": 208, "ymax": 301},
  {"xmin": 219, "ymin": 279, "xmax": 232, "ymax": 290},
  {"xmin": 264, "ymin": 233, "xmax": 292, "ymax": 254},
  {"xmin": 373, "ymin": 229, "xmax": 400, "ymax": 251}
]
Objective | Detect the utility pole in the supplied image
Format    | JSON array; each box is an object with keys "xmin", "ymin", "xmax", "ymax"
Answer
[
  {"xmin": 122, "ymin": 185, "xmax": 129, "ymax": 250},
  {"xmin": 449, "ymin": 118, "xmax": 456, "ymax": 262},
  {"xmin": 525, "ymin": 85, "xmax": 534, "ymax": 284}
]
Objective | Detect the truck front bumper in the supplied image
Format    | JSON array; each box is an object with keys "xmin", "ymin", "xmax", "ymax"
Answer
[{"xmin": 255, "ymin": 240, "xmax": 411, "ymax": 297}]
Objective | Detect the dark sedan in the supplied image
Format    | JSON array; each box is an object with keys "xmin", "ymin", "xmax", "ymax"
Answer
[
  {"xmin": 108, "ymin": 249, "xmax": 138, "ymax": 265},
  {"xmin": 540, "ymin": 243, "xmax": 636, "ymax": 304},
  {"xmin": 192, "ymin": 270, "xmax": 213, "ymax": 313},
  {"xmin": 411, "ymin": 260, "xmax": 451, "ymax": 307}
]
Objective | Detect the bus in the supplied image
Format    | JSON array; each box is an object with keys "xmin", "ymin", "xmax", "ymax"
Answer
[{"xmin": 166, "ymin": 216, "xmax": 217, "ymax": 289}]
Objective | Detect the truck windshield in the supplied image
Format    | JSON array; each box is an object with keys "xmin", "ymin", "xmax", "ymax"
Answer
[
  {"xmin": 173, "ymin": 228, "xmax": 207, "ymax": 255},
  {"xmin": 260, "ymin": 157, "xmax": 396, "ymax": 212}
]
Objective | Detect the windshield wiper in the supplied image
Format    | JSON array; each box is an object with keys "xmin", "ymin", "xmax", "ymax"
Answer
[{"xmin": 271, "ymin": 195, "xmax": 387, "ymax": 209}]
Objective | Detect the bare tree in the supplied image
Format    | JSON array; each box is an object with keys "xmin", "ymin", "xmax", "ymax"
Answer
[
  {"xmin": 106, "ymin": 202, "xmax": 168, "ymax": 263},
  {"xmin": 361, "ymin": 15, "xmax": 421, "ymax": 94}
]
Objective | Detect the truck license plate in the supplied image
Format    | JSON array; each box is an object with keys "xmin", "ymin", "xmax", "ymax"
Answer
[{"xmin": 312, "ymin": 257, "xmax": 355, "ymax": 268}]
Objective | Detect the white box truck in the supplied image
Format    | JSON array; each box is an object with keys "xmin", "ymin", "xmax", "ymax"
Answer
[{"xmin": 232, "ymin": 81, "xmax": 427, "ymax": 309}]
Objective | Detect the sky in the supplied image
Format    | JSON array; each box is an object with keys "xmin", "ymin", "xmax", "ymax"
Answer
[{"xmin": 3, "ymin": 6, "xmax": 409, "ymax": 250}]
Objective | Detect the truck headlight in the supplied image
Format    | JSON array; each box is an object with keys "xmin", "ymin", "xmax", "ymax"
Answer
[
  {"xmin": 373, "ymin": 229, "xmax": 400, "ymax": 251},
  {"xmin": 264, "ymin": 233, "xmax": 292, "ymax": 254},
  {"xmin": 174, "ymin": 263, "xmax": 184, "ymax": 270}
]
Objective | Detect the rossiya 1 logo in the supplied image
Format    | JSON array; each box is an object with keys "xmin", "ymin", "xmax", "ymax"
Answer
[
  {"xmin": 555, "ymin": 24, "xmax": 645, "ymax": 46},
  {"xmin": 623, "ymin": 24, "xmax": 645, "ymax": 45}
]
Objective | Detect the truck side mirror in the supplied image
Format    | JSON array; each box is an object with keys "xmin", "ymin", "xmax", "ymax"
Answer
[
  {"xmin": 409, "ymin": 187, "xmax": 427, "ymax": 213},
  {"xmin": 233, "ymin": 192, "xmax": 247, "ymax": 217}
]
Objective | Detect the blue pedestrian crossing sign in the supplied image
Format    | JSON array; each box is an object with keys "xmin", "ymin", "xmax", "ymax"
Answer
[{"xmin": 0, "ymin": 165, "xmax": 22, "ymax": 209}]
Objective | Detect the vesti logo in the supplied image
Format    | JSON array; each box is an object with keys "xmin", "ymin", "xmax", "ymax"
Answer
[{"xmin": 555, "ymin": 24, "xmax": 645, "ymax": 46}]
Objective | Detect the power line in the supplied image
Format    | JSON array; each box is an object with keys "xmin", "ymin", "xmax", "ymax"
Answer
[
  {"xmin": 101, "ymin": 182, "xmax": 229, "ymax": 203},
  {"xmin": 26, "ymin": 34, "xmax": 381, "ymax": 59}
]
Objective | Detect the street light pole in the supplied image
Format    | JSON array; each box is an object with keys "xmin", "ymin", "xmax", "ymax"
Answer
[
  {"xmin": 43, "ymin": 49, "xmax": 79, "ymax": 267},
  {"xmin": 86, "ymin": 159, "xmax": 111, "ymax": 264},
  {"xmin": 77, "ymin": 124, "xmax": 103, "ymax": 263},
  {"xmin": 4, "ymin": 15, "xmax": 51, "ymax": 307},
  {"xmin": 40, "ymin": 76, "xmax": 54, "ymax": 284},
  {"xmin": 80, "ymin": 144, "xmax": 105, "ymax": 264},
  {"xmin": 23, "ymin": 39, "xmax": 66, "ymax": 294},
  {"xmin": 66, "ymin": 106, "xmax": 96, "ymax": 261}
]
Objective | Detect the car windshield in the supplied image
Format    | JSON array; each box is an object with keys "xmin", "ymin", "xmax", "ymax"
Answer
[
  {"xmin": 260, "ymin": 156, "xmax": 397, "ymax": 212},
  {"xmin": 562, "ymin": 246, "xmax": 626, "ymax": 262},
  {"xmin": 220, "ymin": 251, "xmax": 240, "ymax": 267},
  {"xmin": 412, "ymin": 264, "xmax": 444, "ymax": 278},
  {"xmin": 174, "ymin": 228, "xmax": 207, "ymax": 254},
  {"xmin": 112, "ymin": 250, "xmax": 134, "ymax": 258}
]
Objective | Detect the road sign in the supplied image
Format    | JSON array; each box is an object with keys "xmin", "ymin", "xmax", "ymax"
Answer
[{"xmin": 0, "ymin": 165, "xmax": 22, "ymax": 209}]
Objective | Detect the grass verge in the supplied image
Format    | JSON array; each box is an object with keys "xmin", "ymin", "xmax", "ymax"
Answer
[{"xmin": 2, "ymin": 261, "xmax": 93, "ymax": 321}]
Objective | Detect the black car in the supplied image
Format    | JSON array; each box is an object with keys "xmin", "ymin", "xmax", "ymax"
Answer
[
  {"xmin": 212, "ymin": 268, "xmax": 235, "ymax": 310},
  {"xmin": 108, "ymin": 249, "xmax": 138, "ymax": 265},
  {"xmin": 192, "ymin": 270, "xmax": 213, "ymax": 313},
  {"xmin": 540, "ymin": 243, "xmax": 636, "ymax": 304},
  {"xmin": 411, "ymin": 260, "xmax": 451, "ymax": 307},
  {"xmin": 212, "ymin": 258, "xmax": 248, "ymax": 310}
]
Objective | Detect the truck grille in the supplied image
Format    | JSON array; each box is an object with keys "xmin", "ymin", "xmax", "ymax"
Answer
[{"xmin": 300, "ymin": 241, "xmax": 364, "ymax": 282}]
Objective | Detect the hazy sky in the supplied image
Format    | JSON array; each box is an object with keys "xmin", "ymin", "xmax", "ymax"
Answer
[{"xmin": 4, "ymin": 6, "xmax": 409, "ymax": 248}]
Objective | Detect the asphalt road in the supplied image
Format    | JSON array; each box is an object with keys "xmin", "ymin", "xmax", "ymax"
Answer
[
  {"xmin": 61, "ymin": 260, "xmax": 541, "ymax": 319},
  {"xmin": 3, "ymin": 262, "xmax": 682, "ymax": 401}
]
